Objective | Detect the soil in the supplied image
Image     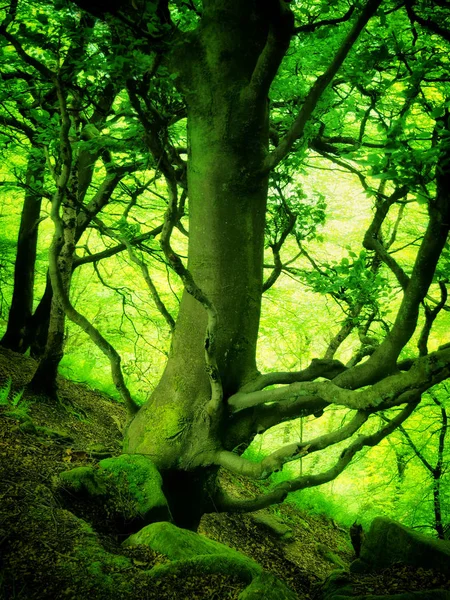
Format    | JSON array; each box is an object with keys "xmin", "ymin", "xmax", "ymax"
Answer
[{"xmin": 0, "ymin": 346, "xmax": 449, "ymax": 599}]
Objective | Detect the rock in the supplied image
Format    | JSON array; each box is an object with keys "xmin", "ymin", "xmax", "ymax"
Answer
[
  {"xmin": 60, "ymin": 465, "xmax": 108, "ymax": 496},
  {"xmin": 250, "ymin": 511, "xmax": 294, "ymax": 541},
  {"xmin": 316, "ymin": 543, "xmax": 346, "ymax": 567},
  {"xmin": 351, "ymin": 517, "xmax": 450, "ymax": 575},
  {"xmin": 124, "ymin": 521, "xmax": 298, "ymax": 600},
  {"xmin": 123, "ymin": 520, "xmax": 257, "ymax": 565},
  {"xmin": 60, "ymin": 454, "xmax": 171, "ymax": 524}
]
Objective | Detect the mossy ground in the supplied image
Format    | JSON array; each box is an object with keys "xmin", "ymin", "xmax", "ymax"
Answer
[{"xmin": 1, "ymin": 346, "xmax": 448, "ymax": 599}]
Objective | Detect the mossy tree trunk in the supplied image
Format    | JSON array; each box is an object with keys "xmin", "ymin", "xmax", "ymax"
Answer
[
  {"xmin": 64, "ymin": 0, "xmax": 449, "ymax": 530},
  {"xmin": 124, "ymin": 0, "xmax": 292, "ymax": 528}
]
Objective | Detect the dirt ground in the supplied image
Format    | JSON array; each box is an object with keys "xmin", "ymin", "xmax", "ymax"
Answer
[{"xmin": 1, "ymin": 346, "xmax": 448, "ymax": 599}]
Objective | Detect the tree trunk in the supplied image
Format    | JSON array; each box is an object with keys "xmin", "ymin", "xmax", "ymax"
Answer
[
  {"xmin": 124, "ymin": 2, "xmax": 278, "ymax": 526},
  {"xmin": 433, "ymin": 473, "xmax": 444, "ymax": 539},
  {"xmin": 28, "ymin": 275, "xmax": 53, "ymax": 359},
  {"xmin": 1, "ymin": 152, "xmax": 45, "ymax": 352},
  {"xmin": 29, "ymin": 198, "xmax": 76, "ymax": 394}
]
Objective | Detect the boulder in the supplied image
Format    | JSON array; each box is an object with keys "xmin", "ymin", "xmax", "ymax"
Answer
[
  {"xmin": 123, "ymin": 520, "xmax": 258, "ymax": 566},
  {"xmin": 350, "ymin": 517, "xmax": 450, "ymax": 575},
  {"xmin": 60, "ymin": 453, "xmax": 171, "ymax": 524},
  {"xmin": 124, "ymin": 521, "xmax": 298, "ymax": 600}
]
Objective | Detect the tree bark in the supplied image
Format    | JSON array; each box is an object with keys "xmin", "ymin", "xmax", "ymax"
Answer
[
  {"xmin": 124, "ymin": 2, "xmax": 286, "ymax": 523},
  {"xmin": 29, "ymin": 196, "xmax": 77, "ymax": 394},
  {"xmin": 1, "ymin": 151, "xmax": 45, "ymax": 352}
]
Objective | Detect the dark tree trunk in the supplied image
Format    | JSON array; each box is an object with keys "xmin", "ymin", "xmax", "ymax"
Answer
[
  {"xmin": 433, "ymin": 474, "xmax": 445, "ymax": 539},
  {"xmin": 1, "ymin": 152, "xmax": 45, "ymax": 352},
  {"xmin": 28, "ymin": 275, "xmax": 53, "ymax": 359}
]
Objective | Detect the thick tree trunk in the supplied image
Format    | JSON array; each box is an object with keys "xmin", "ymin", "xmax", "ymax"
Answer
[
  {"xmin": 1, "ymin": 152, "xmax": 45, "ymax": 352},
  {"xmin": 124, "ymin": 2, "xmax": 279, "ymax": 526}
]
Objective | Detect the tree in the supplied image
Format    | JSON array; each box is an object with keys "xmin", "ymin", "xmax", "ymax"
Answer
[{"xmin": 1, "ymin": 0, "xmax": 450, "ymax": 530}]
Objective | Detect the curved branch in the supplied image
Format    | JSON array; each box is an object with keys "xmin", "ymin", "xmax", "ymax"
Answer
[
  {"xmin": 294, "ymin": 6, "xmax": 356, "ymax": 34},
  {"xmin": 215, "ymin": 410, "xmax": 369, "ymax": 480},
  {"xmin": 73, "ymin": 226, "xmax": 163, "ymax": 268},
  {"xmin": 239, "ymin": 358, "xmax": 346, "ymax": 393},
  {"xmin": 229, "ymin": 347, "xmax": 450, "ymax": 413},
  {"xmin": 243, "ymin": 1, "xmax": 294, "ymax": 103},
  {"xmin": 215, "ymin": 401, "xmax": 418, "ymax": 513},
  {"xmin": 125, "ymin": 241, "xmax": 175, "ymax": 332},
  {"xmin": 418, "ymin": 281, "xmax": 448, "ymax": 356}
]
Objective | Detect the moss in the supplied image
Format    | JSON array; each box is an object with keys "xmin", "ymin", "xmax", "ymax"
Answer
[
  {"xmin": 147, "ymin": 553, "xmax": 256, "ymax": 581},
  {"xmin": 124, "ymin": 402, "xmax": 186, "ymax": 458},
  {"xmin": 124, "ymin": 521, "xmax": 260, "ymax": 572},
  {"xmin": 60, "ymin": 465, "xmax": 107, "ymax": 496},
  {"xmin": 358, "ymin": 517, "xmax": 450, "ymax": 575},
  {"xmin": 128, "ymin": 524, "xmax": 298, "ymax": 600},
  {"xmin": 59, "ymin": 455, "xmax": 170, "ymax": 525},
  {"xmin": 97, "ymin": 454, "xmax": 170, "ymax": 521}
]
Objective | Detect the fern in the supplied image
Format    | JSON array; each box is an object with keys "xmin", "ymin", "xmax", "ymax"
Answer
[
  {"xmin": 11, "ymin": 389, "xmax": 24, "ymax": 407},
  {"xmin": 0, "ymin": 379, "xmax": 12, "ymax": 405},
  {"xmin": 0, "ymin": 380, "xmax": 26, "ymax": 413},
  {"xmin": 9, "ymin": 399, "xmax": 31, "ymax": 418}
]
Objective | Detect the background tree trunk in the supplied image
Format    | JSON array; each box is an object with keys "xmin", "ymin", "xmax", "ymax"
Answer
[
  {"xmin": 1, "ymin": 151, "xmax": 45, "ymax": 352},
  {"xmin": 29, "ymin": 197, "xmax": 76, "ymax": 394}
]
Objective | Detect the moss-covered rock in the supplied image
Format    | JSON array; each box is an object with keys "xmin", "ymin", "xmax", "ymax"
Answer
[
  {"xmin": 124, "ymin": 520, "xmax": 257, "ymax": 565},
  {"xmin": 351, "ymin": 517, "xmax": 450, "ymax": 575},
  {"xmin": 98, "ymin": 454, "xmax": 169, "ymax": 521},
  {"xmin": 124, "ymin": 521, "xmax": 298, "ymax": 600},
  {"xmin": 59, "ymin": 454, "xmax": 171, "ymax": 525},
  {"xmin": 60, "ymin": 465, "xmax": 108, "ymax": 496}
]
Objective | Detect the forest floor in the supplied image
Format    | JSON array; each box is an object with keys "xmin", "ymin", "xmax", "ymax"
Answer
[{"xmin": 0, "ymin": 346, "xmax": 449, "ymax": 599}]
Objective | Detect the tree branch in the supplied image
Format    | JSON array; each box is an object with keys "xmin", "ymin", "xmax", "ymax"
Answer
[
  {"xmin": 418, "ymin": 281, "xmax": 448, "ymax": 357},
  {"xmin": 239, "ymin": 358, "xmax": 346, "ymax": 393},
  {"xmin": 294, "ymin": 6, "xmax": 356, "ymax": 34},
  {"xmin": 243, "ymin": 1, "xmax": 294, "ymax": 103},
  {"xmin": 215, "ymin": 410, "xmax": 369, "ymax": 480},
  {"xmin": 263, "ymin": 0, "xmax": 383, "ymax": 173},
  {"xmin": 47, "ymin": 77, "xmax": 138, "ymax": 417},
  {"xmin": 229, "ymin": 347, "xmax": 450, "ymax": 413},
  {"xmin": 215, "ymin": 401, "xmax": 418, "ymax": 513}
]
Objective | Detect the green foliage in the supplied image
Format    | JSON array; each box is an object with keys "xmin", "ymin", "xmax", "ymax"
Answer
[
  {"xmin": 1, "ymin": 0, "xmax": 450, "ymax": 535},
  {"xmin": 0, "ymin": 379, "xmax": 12, "ymax": 405},
  {"xmin": 0, "ymin": 378, "xmax": 26, "ymax": 412}
]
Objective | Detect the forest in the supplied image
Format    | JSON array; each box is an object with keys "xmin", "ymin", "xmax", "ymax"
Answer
[{"xmin": 1, "ymin": 0, "xmax": 450, "ymax": 598}]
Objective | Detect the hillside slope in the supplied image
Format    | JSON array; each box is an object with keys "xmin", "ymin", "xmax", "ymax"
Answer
[{"xmin": 0, "ymin": 347, "xmax": 448, "ymax": 599}]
